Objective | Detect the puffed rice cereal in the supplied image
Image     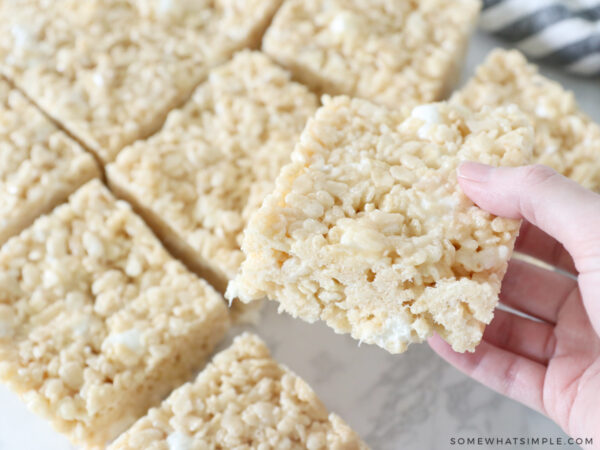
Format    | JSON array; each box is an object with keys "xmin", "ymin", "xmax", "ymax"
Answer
[
  {"xmin": 0, "ymin": 0, "xmax": 283, "ymax": 162},
  {"xmin": 109, "ymin": 333, "xmax": 367, "ymax": 450},
  {"xmin": 227, "ymin": 97, "xmax": 533, "ymax": 353},
  {"xmin": 263, "ymin": 0, "xmax": 480, "ymax": 109},
  {"xmin": 107, "ymin": 51, "xmax": 318, "ymax": 296},
  {"xmin": 0, "ymin": 80, "xmax": 98, "ymax": 247},
  {"xmin": 452, "ymin": 49, "xmax": 600, "ymax": 191},
  {"xmin": 0, "ymin": 180, "xmax": 230, "ymax": 447}
]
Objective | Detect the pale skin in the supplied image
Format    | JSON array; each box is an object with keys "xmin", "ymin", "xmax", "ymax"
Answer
[{"xmin": 429, "ymin": 163, "xmax": 600, "ymax": 449}]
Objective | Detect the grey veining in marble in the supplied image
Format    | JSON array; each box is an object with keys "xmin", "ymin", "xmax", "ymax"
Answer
[
  {"xmin": 1, "ymin": 30, "xmax": 598, "ymax": 450},
  {"xmin": 243, "ymin": 304, "xmax": 577, "ymax": 450}
]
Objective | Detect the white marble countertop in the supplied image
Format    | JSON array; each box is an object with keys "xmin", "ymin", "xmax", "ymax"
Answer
[{"xmin": 1, "ymin": 31, "xmax": 598, "ymax": 450}]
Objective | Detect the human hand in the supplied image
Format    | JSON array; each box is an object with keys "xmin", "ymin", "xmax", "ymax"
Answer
[{"xmin": 429, "ymin": 163, "xmax": 600, "ymax": 449}]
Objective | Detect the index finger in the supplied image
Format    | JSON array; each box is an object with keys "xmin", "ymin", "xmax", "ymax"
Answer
[{"xmin": 457, "ymin": 163, "xmax": 600, "ymax": 272}]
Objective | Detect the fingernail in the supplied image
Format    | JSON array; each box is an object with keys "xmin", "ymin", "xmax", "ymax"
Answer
[{"xmin": 457, "ymin": 162, "xmax": 493, "ymax": 182}]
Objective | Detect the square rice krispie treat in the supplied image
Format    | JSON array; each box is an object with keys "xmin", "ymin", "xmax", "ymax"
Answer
[
  {"xmin": 0, "ymin": 80, "xmax": 99, "ymax": 247},
  {"xmin": 109, "ymin": 333, "xmax": 367, "ymax": 450},
  {"xmin": 227, "ymin": 97, "xmax": 533, "ymax": 354},
  {"xmin": 0, "ymin": 0, "xmax": 283, "ymax": 162},
  {"xmin": 0, "ymin": 180, "xmax": 230, "ymax": 447},
  {"xmin": 262, "ymin": 0, "xmax": 480, "ymax": 109},
  {"xmin": 107, "ymin": 51, "xmax": 318, "ymax": 296},
  {"xmin": 451, "ymin": 49, "xmax": 600, "ymax": 192}
]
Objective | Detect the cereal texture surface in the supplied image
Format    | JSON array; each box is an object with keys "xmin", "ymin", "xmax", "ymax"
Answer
[
  {"xmin": 109, "ymin": 333, "xmax": 367, "ymax": 450},
  {"xmin": 0, "ymin": 80, "xmax": 98, "ymax": 246},
  {"xmin": 452, "ymin": 49, "xmax": 600, "ymax": 192},
  {"xmin": 228, "ymin": 97, "xmax": 533, "ymax": 353},
  {"xmin": 0, "ymin": 0, "xmax": 283, "ymax": 161},
  {"xmin": 0, "ymin": 180, "xmax": 229, "ymax": 447},
  {"xmin": 263, "ymin": 0, "xmax": 480, "ymax": 108},
  {"xmin": 107, "ymin": 51, "xmax": 318, "ymax": 291}
]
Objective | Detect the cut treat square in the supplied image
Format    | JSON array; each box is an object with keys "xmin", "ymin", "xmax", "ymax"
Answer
[
  {"xmin": 0, "ymin": 0, "xmax": 283, "ymax": 162},
  {"xmin": 0, "ymin": 180, "xmax": 230, "ymax": 447},
  {"xmin": 0, "ymin": 80, "xmax": 99, "ymax": 247},
  {"xmin": 109, "ymin": 333, "xmax": 367, "ymax": 450},
  {"xmin": 107, "ymin": 51, "xmax": 318, "ymax": 297},
  {"xmin": 227, "ymin": 97, "xmax": 533, "ymax": 354},
  {"xmin": 262, "ymin": 0, "xmax": 480, "ymax": 109},
  {"xmin": 452, "ymin": 49, "xmax": 600, "ymax": 192}
]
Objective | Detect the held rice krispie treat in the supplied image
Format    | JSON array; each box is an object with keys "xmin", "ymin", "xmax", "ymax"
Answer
[
  {"xmin": 109, "ymin": 333, "xmax": 367, "ymax": 450},
  {"xmin": 0, "ymin": 80, "xmax": 98, "ymax": 247},
  {"xmin": 107, "ymin": 51, "xmax": 318, "ymax": 296},
  {"xmin": 0, "ymin": 0, "xmax": 283, "ymax": 162},
  {"xmin": 227, "ymin": 97, "xmax": 534, "ymax": 354},
  {"xmin": 0, "ymin": 180, "xmax": 230, "ymax": 447},
  {"xmin": 262, "ymin": 0, "xmax": 480, "ymax": 109},
  {"xmin": 452, "ymin": 49, "xmax": 600, "ymax": 192}
]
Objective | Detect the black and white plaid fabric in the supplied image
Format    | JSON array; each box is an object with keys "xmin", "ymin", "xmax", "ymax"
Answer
[{"xmin": 480, "ymin": 0, "xmax": 600, "ymax": 76}]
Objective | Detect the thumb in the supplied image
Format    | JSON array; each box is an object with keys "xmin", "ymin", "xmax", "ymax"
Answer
[{"xmin": 457, "ymin": 163, "xmax": 600, "ymax": 274}]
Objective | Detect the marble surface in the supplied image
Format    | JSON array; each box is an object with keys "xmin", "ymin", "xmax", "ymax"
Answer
[{"xmin": 1, "ymin": 31, "xmax": 599, "ymax": 450}]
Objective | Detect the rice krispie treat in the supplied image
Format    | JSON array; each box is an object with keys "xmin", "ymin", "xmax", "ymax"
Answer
[
  {"xmin": 0, "ymin": 80, "xmax": 98, "ymax": 247},
  {"xmin": 0, "ymin": 0, "xmax": 283, "ymax": 162},
  {"xmin": 107, "ymin": 51, "xmax": 318, "ymax": 296},
  {"xmin": 0, "ymin": 180, "xmax": 230, "ymax": 447},
  {"xmin": 227, "ymin": 97, "xmax": 534, "ymax": 354},
  {"xmin": 451, "ymin": 49, "xmax": 600, "ymax": 192},
  {"xmin": 262, "ymin": 0, "xmax": 480, "ymax": 109},
  {"xmin": 109, "ymin": 333, "xmax": 367, "ymax": 450}
]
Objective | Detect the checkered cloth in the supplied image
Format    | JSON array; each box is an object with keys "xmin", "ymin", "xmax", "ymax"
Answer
[{"xmin": 481, "ymin": 0, "xmax": 600, "ymax": 76}]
